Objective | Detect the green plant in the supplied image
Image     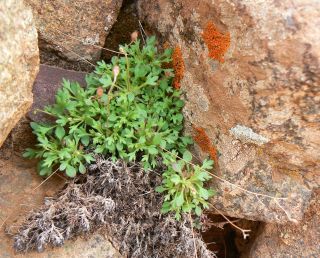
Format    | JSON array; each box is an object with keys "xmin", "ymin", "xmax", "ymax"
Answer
[
  {"xmin": 24, "ymin": 37, "xmax": 191, "ymax": 175},
  {"xmin": 24, "ymin": 36, "xmax": 214, "ymax": 219},
  {"xmin": 156, "ymin": 150, "xmax": 215, "ymax": 220}
]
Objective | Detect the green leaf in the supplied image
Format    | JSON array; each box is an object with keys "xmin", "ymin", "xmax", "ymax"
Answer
[
  {"xmin": 55, "ymin": 126, "xmax": 65, "ymax": 140},
  {"xmin": 160, "ymin": 202, "xmax": 171, "ymax": 214},
  {"xmin": 195, "ymin": 206, "xmax": 202, "ymax": 216},
  {"xmin": 127, "ymin": 92, "xmax": 135, "ymax": 102},
  {"xmin": 183, "ymin": 150, "xmax": 192, "ymax": 162},
  {"xmin": 79, "ymin": 162, "xmax": 86, "ymax": 174},
  {"xmin": 66, "ymin": 165, "xmax": 77, "ymax": 177},
  {"xmin": 197, "ymin": 171, "xmax": 211, "ymax": 181},
  {"xmin": 148, "ymin": 146, "xmax": 158, "ymax": 155},
  {"xmin": 99, "ymin": 75, "xmax": 112, "ymax": 86},
  {"xmin": 155, "ymin": 185, "xmax": 166, "ymax": 193},
  {"xmin": 175, "ymin": 212, "xmax": 182, "ymax": 220},
  {"xmin": 101, "ymin": 94, "xmax": 108, "ymax": 104},
  {"xmin": 152, "ymin": 134, "xmax": 162, "ymax": 145},
  {"xmin": 176, "ymin": 100, "xmax": 184, "ymax": 108},
  {"xmin": 202, "ymin": 159, "xmax": 214, "ymax": 170},
  {"xmin": 37, "ymin": 161, "xmax": 52, "ymax": 176},
  {"xmin": 108, "ymin": 113, "xmax": 117, "ymax": 122},
  {"xmin": 172, "ymin": 162, "xmax": 182, "ymax": 173},
  {"xmin": 199, "ymin": 188, "xmax": 209, "ymax": 199},
  {"xmin": 56, "ymin": 117, "xmax": 68, "ymax": 126},
  {"xmin": 23, "ymin": 148, "xmax": 37, "ymax": 159},
  {"xmin": 84, "ymin": 154, "xmax": 95, "ymax": 163},
  {"xmin": 59, "ymin": 161, "xmax": 68, "ymax": 171},
  {"xmin": 175, "ymin": 191, "xmax": 184, "ymax": 207},
  {"xmin": 170, "ymin": 174, "xmax": 181, "ymax": 184},
  {"xmin": 81, "ymin": 135, "xmax": 90, "ymax": 146},
  {"xmin": 146, "ymin": 76, "xmax": 158, "ymax": 85},
  {"xmin": 95, "ymin": 145, "xmax": 104, "ymax": 154},
  {"xmin": 85, "ymin": 117, "xmax": 95, "ymax": 126},
  {"xmin": 182, "ymin": 203, "xmax": 193, "ymax": 213},
  {"xmin": 30, "ymin": 122, "xmax": 40, "ymax": 131}
]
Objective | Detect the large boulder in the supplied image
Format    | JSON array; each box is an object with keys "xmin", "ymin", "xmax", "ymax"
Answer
[
  {"xmin": 25, "ymin": 0, "xmax": 123, "ymax": 62},
  {"xmin": 138, "ymin": 0, "xmax": 319, "ymax": 223},
  {"xmin": 248, "ymin": 190, "xmax": 320, "ymax": 257},
  {"xmin": 0, "ymin": 0, "xmax": 39, "ymax": 148}
]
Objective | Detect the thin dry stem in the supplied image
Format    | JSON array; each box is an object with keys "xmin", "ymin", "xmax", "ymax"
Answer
[
  {"xmin": 33, "ymin": 168, "xmax": 59, "ymax": 191},
  {"xmin": 52, "ymin": 42, "xmax": 96, "ymax": 67},
  {"xmin": 50, "ymin": 27, "xmax": 124, "ymax": 55},
  {"xmin": 161, "ymin": 147, "xmax": 287, "ymax": 200},
  {"xmin": 160, "ymin": 147, "xmax": 296, "ymax": 222},
  {"xmin": 188, "ymin": 213, "xmax": 198, "ymax": 258},
  {"xmin": 210, "ymin": 205, "xmax": 251, "ymax": 240},
  {"xmin": 138, "ymin": 20, "xmax": 146, "ymax": 45}
]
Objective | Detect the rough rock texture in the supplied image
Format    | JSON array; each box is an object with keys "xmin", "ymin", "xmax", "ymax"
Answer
[
  {"xmin": 247, "ymin": 190, "xmax": 320, "ymax": 258},
  {"xmin": 0, "ymin": 0, "xmax": 39, "ymax": 148},
  {"xmin": 0, "ymin": 145, "xmax": 121, "ymax": 258},
  {"xmin": 1, "ymin": 65, "xmax": 86, "ymax": 156},
  {"xmin": 29, "ymin": 64, "xmax": 87, "ymax": 123},
  {"xmin": 138, "ymin": 0, "xmax": 320, "ymax": 223},
  {"xmin": 25, "ymin": 0, "xmax": 123, "ymax": 62}
]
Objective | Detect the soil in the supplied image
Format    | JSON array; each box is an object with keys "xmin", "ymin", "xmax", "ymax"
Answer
[{"xmin": 0, "ymin": 141, "xmax": 65, "ymax": 258}]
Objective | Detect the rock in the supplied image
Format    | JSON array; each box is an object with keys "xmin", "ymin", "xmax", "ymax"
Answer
[
  {"xmin": 138, "ymin": 0, "xmax": 320, "ymax": 223},
  {"xmin": 29, "ymin": 64, "xmax": 87, "ymax": 123},
  {"xmin": 25, "ymin": 0, "xmax": 123, "ymax": 63},
  {"xmin": 247, "ymin": 190, "xmax": 320, "ymax": 258},
  {"xmin": 0, "ymin": 153, "xmax": 122, "ymax": 258},
  {"xmin": 0, "ymin": 0, "xmax": 39, "ymax": 148},
  {"xmin": 0, "ymin": 65, "xmax": 87, "ymax": 156}
]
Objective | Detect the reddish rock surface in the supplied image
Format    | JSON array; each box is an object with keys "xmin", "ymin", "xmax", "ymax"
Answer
[
  {"xmin": 0, "ymin": 0, "xmax": 39, "ymax": 148},
  {"xmin": 0, "ymin": 69, "xmax": 121, "ymax": 257},
  {"xmin": 138, "ymin": 0, "xmax": 319, "ymax": 224},
  {"xmin": 247, "ymin": 190, "xmax": 320, "ymax": 258},
  {"xmin": 25, "ymin": 0, "xmax": 123, "ymax": 62},
  {"xmin": 28, "ymin": 64, "xmax": 87, "ymax": 123}
]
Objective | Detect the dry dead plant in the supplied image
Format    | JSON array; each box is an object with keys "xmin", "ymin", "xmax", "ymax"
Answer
[{"xmin": 13, "ymin": 155, "xmax": 215, "ymax": 258}]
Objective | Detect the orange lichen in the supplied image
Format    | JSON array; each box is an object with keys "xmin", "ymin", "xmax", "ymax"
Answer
[
  {"xmin": 172, "ymin": 46, "xmax": 185, "ymax": 89},
  {"xmin": 193, "ymin": 126, "xmax": 219, "ymax": 167},
  {"xmin": 202, "ymin": 21, "xmax": 230, "ymax": 62}
]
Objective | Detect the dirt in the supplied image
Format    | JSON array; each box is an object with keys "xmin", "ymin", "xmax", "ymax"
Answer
[{"xmin": 0, "ymin": 141, "xmax": 64, "ymax": 257}]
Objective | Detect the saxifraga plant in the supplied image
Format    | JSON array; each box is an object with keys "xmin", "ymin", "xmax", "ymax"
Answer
[{"xmin": 24, "ymin": 36, "xmax": 215, "ymax": 219}]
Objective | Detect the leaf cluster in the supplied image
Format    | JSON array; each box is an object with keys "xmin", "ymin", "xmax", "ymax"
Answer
[
  {"xmin": 157, "ymin": 151, "xmax": 215, "ymax": 220},
  {"xmin": 24, "ymin": 37, "xmax": 215, "ymax": 219}
]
